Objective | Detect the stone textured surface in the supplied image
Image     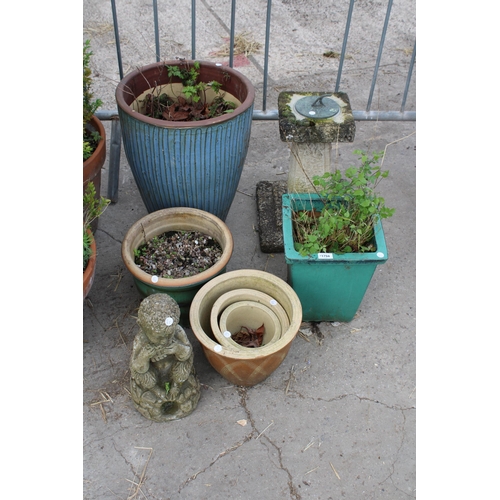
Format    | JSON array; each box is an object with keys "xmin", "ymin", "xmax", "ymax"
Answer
[
  {"xmin": 129, "ymin": 294, "xmax": 201, "ymax": 422},
  {"xmin": 278, "ymin": 91, "xmax": 356, "ymax": 143},
  {"xmin": 287, "ymin": 142, "xmax": 332, "ymax": 193},
  {"xmin": 256, "ymin": 180, "xmax": 287, "ymax": 253}
]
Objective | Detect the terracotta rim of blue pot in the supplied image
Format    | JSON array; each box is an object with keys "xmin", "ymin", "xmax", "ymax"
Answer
[
  {"xmin": 115, "ymin": 60, "xmax": 255, "ymax": 129},
  {"xmin": 121, "ymin": 207, "xmax": 234, "ymax": 290}
]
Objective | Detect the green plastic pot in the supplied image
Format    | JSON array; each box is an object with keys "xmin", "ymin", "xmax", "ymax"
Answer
[{"xmin": 282, "ymin": 193, "xmax": 388, "ymax": 322}]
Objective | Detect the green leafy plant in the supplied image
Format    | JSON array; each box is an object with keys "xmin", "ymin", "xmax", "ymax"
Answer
[
  {"xmin": 83, "ymin": 182, "xmax": 110, "ymax": 271},
  {"xmin": 141, "ymin": 60, "xmax": 236, "ymax": 121},
  {"xmin": 292, "ymin": 150, "xmax": 395, "ymax": 256},
  {"xmin": 83, "ymin": 229, "xmax": 93, "ymax": 271},
  {"xmin": 83, "ymin": 40, "xmax": 103, "ymax": 161}
]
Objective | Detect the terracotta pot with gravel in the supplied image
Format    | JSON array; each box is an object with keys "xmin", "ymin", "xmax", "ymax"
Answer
[{"xmin": 122, "ymin": 207, "xmax": 234, "ymax": 325}]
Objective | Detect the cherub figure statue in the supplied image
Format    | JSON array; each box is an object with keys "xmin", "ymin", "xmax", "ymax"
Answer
[{"xmin": 130, "ymin": 294, "xmax": 200, "ymax": 422}]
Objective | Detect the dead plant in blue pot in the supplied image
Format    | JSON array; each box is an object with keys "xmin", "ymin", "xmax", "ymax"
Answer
[
  {"xmin": 115, "ymin": 59, "xmax": 255, "ymax": 221},
  {"xmin": 282, "ymin": 150, "xmax": 395, "ymax": 322}
]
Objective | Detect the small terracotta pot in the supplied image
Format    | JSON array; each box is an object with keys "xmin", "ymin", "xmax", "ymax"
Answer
[
  {"xmin": 83, "ymin": 229, "xmax": 97, "ymax": 300},
  {"xmin": 218, "ymin": 300, "xmax": 282, "ymax": 350},
  {"xmin": 190, "ymin": 270, "xmax": 302, "ymax": 386},
  {"xmin": 83, "ymin": 115, "xmax": 106, "ymax": 232},
  {"xmin": 210, "ymin": 289, "xmax": 289, "ymax": 351},
  {"xmin": 122, "ymin": 207, "xmax": 234, "ymax": 325}
]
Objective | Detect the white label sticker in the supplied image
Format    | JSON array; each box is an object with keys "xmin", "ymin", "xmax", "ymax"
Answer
[
  {"xmin": 165, "ymin": 317, "xmax": 174, "ymax": 326},
  {"xmin": 151, "ymin": 275, "xmax": 159, "ymax": 283},
  {"xmin": 270, "ymin": 299, "xmax": 278, "ymax": 306},
  {"xmin": 318, "ymin": 253, "xmax": 334, "ymax": 260},
  {"xmin": 377, "ymin": 252, "xmax": 385, "ymax": 258},
  {"xmin": 214, "ymin": 344, "xmax": 222, "ymax": 352},
  {"xmin": 223, "ymin": 331, "xmax": 232, "ymax": 338}
]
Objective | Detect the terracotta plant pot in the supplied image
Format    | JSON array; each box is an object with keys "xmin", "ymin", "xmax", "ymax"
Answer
[
  {"xmin": 83, "ymin": 115, "xmax": 106, "ymax": 232},
  {"xmin": 83, "ymin": 229, "xmax": 97, "ymax": 300},
  {"xmin": 210, "ymin": 289, "xmax": 289, "ymax": 351},
  {"xmin": 115, "ymin": 60, "xmax": 255, "ymax": 221},
  {"xmin": 218, "ymin": 300, "xmax": 282, "ymax": 350},
  {"xmin": 189, "ymin": 270, "xmax": 302, "ymax": 386},
  {"xmin": 122, "ymin": 207, "xmax": 234, "ymax": 325}
]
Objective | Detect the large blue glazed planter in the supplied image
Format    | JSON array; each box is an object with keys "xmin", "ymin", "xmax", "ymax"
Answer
[
  {"xmin": 116, "ymin": 60, "xmax": 255, "ymax": 221},
  {"xmin": 282, "ymin": 193, "xmax": 389, "ymax": 322}
]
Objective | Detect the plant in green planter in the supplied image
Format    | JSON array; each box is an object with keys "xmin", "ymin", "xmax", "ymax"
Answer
[
  {"xmin": 282, "ymin": 150, "xmax": 395, "ymax": 323},
  {"xmin": 83, "ymin": 182, "xmax": 110, "ymax": 300},
  {"xmin": 292, "ymin": 150, "xmax": 395, "ymax": 256},
  {"xmin": 115, "ymin": 59, "xmax": 255, "ymax": 220}
]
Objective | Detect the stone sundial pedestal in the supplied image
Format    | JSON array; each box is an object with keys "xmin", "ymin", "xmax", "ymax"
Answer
[
  {"xmin": 129, "ymin": 293, "xmax": 201, "ymax": 422},
  {"xmin": 278, "ymin": 91, "xmax": 355, "ymax": 193},
  {"xmin": 256, "ymin": 91, "xmax": 355, "ymax": 253}
]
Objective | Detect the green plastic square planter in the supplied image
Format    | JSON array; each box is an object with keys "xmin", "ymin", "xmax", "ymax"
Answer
[{"xmin": 282, "ymin": 193, "xmax": 388, "ymax": 322}]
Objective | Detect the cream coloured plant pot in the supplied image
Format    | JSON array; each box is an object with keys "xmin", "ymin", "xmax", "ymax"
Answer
[
  {"xmin": 210, "ymin": 289, "xmax": 290, "ymax": 337},
  {"xmin": 210, "ymin": 288, "xmax": 289, "ymax": 352},
  {"xmin": 190, "ymin": 270, "xmax": 302, "ymax": 386},
  {"xmin": 217, "ymin": 300, "xmax": 282, "ymax": 350}
]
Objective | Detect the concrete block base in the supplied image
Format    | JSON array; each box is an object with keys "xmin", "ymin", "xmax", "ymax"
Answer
[{"xmin": 255, "ymin": 180, "xmax": 287, "ymax": 253}]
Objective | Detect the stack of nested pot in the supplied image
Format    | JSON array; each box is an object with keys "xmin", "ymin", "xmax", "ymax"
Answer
[{"xmin": 189, "ymin": 270, "xmax": 302, "ymax": 387}]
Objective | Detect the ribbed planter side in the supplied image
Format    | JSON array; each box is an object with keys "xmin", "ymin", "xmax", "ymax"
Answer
[
  {"xmin": 118, "ymin": 108, "xmax": 252, "ymax": 220},
  {"xmin": 116, "ymin": 60, "xmax": 255, "ymax": 221}
]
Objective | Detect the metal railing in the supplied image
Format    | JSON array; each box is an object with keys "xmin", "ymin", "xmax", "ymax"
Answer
[{"xmin": 96, "ymin": 0, "xmax": 416, "ymax": 201}]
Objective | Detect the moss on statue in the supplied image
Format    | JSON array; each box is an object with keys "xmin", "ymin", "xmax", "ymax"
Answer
[{"xmin": 130, "ymin": 294, "xmax": 201, "ymax": 422}]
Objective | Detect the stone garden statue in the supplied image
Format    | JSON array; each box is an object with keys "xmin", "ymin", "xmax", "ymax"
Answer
[{"xmin": 130, "ymin": 294, "xmax": 201, "ymax": 422}]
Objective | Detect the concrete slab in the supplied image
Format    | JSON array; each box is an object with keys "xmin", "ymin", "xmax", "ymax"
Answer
[
  {"xmin": 83, "ymin": 1, "xmax": 416, "ymax": 498},
  {"xmin": 256, "ymin": 180, "xmax": 287, "ymax": 253}
]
